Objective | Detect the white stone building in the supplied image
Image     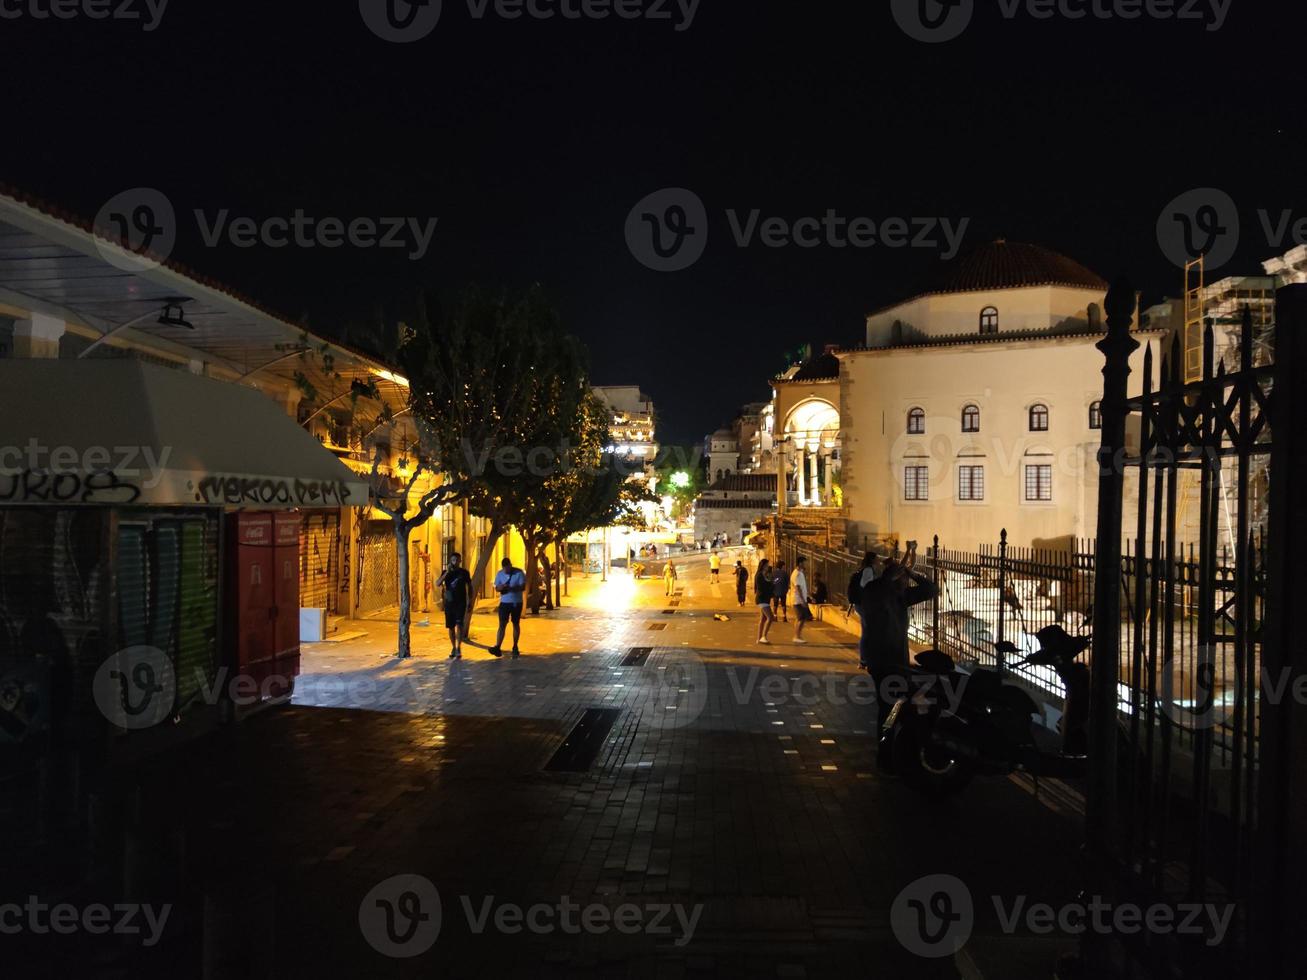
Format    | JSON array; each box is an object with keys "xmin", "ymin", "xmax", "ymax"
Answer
[{"xmin": 777, "ymin": 241, "xmax": 1162, "ymax": 550}]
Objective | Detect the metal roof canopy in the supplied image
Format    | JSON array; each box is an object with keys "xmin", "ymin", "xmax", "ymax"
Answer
[
  {"xmin": 0, "ymin": 359, "xmax": 371, "ymax": 508},
  {"xmin": 0, "ymin": 191, "xmax": 409, "ymax": 420}
]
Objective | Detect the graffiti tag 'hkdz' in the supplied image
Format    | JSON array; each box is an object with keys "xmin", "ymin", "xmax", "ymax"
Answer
[
  {"xmin": 193, "ymin": 476, "xmax": 355, "ymax": 507},
  {"xmin": 0, "ymin": 469, "xmax": 142, "ymax": 504}
]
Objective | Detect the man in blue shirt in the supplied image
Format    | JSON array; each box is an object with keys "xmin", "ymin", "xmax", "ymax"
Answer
[{"xmin": 490, "ymin": 557, "xmax": 526, "ymax": 658}]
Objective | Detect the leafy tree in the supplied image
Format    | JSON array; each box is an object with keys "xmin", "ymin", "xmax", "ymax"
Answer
[{"xmin": 368, "ymin": 286, "xmax": 549, "ymax": 658}]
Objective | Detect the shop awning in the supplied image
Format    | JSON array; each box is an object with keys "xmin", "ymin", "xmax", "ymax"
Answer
[{"xmin": 0, "ymin": 359, "xmax": 372, "ymax": 508}]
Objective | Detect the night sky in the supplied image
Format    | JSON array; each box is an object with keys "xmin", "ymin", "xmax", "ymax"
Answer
[{"xmin": 6, "ymin": 0, "xmax": 1304, "ymax": 444}]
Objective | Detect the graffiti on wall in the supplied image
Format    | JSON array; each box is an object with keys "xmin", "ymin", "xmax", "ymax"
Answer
[
  {"xmin": 192, "ymin": 475, "xmax": 355, "ymax": 507},
  {"xmin": 0, "ymin": 470, "xmax": 141, "ymax": 505}
]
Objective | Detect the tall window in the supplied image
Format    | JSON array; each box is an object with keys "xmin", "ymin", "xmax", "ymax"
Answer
[
  {"xmin": 904, "ymin": 465, "xmax": 929, "ymax": 501},
  {"xmin": 1024, "ymin": 464, "xmax": 1053, "ymax": 501},
  {"xmin": 958, "ymin": 464, "xmax": 985, "ymax": 501},
  {"xmin": 907, "ymin": 407, "xmax": 925, "ymax": 434},
  {"xmin": 980, "ymin": 307, "xmax": 999, "ymax": 334},
  {"xmin": 961, "ymin": 403, "xmax": 980, "ymax": 433},
  {"xmin": 1029, "ymin": 403, "xmax": 1050, "ymax": 432},
  {"xmin": 1088, "ymin": 400, "xmax": 1102, "ymax": 430}
]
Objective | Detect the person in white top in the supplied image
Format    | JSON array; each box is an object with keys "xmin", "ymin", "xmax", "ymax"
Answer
[{"xmin": 791, "ymin": 556, "xmax": 812, "ymax": 643}]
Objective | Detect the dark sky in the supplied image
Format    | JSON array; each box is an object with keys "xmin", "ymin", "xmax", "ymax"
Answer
[{"xmin": 5, "ymin": 0, "xmax": 1304, "ymax": 444}]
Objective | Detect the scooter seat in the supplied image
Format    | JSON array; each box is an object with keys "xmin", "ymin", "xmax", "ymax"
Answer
[{"xmin": 913, "ymin": 649, "xmax": 956, "ymax": 674}]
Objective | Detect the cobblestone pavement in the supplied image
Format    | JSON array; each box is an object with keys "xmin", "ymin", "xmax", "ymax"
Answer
[{"xmin": 18, "ymin": 552, "xmax": 1085, "ymax": 978}]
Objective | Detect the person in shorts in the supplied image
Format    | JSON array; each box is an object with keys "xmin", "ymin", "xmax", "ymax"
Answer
[
  {"xmin": 709, "ymin": 550, "xmax": 721, "ymax": 582},
  {"xmin": 790, "ymin": 556, "xmax": 812, "ymax": 644},
  {"xmin": 490, "ymin": 557, "xmax": 526, "ymax": 658},
  {"xmin": 755, "ymin": 558, "xmax": 776, "ymax": 644},
  {"xmin": 435, "ymin": 552, "xmax": 472, "ymax": 659},
  {"xmin": 771, "ymin": 562, "xmax": 789, "ymax": 622}
]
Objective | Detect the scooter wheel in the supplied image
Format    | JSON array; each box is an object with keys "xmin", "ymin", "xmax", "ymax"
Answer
[{"xmin": 891, "ymin": 724, "xmax": 974, "ymax": 796}]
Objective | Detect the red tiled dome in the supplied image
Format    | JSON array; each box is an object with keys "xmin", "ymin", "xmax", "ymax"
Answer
[{"xmin": 923, "ymin": 240, "xmax": 1107, "ymax": 296}]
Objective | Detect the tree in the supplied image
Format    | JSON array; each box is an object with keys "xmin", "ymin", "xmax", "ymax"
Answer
[
  {"xmin": 369, "ymin": 286, "xmax": 549, "ymax": 658},
  {"xmin": 654, "ymin": 445, "xmax": 706, "ymax": 520},
  {"xmin": 451, "ymin": 288, "xmax": 595, "ymax": 615}
]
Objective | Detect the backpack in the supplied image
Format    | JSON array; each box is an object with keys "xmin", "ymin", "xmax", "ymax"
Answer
[{"xmin": 847, "ymin": 569, "xmax": 863, "ymax": 606}]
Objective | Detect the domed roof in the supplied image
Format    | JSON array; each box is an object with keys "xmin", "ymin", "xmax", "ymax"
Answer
[{"xmin": 881, "ymin": 240, "xmax": 1107, "ymax": 311}]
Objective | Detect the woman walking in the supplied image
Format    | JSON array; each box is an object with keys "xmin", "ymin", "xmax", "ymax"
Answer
[{"xmin": 755, "ymin": 558, "xmax": 776, "ymax": 644}]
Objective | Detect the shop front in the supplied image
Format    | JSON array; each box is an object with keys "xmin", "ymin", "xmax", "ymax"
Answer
[{"xmin": 0, "ymin": 359, "xmax": 369, "ymax": 812}]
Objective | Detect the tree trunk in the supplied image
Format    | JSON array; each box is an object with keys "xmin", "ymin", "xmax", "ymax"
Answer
[
  {"xmin": 540, "ymin": 550, "xmax": 553, "ymax": 610},
  {"xmin": 464, "ymin": 521, "xmax": 505, "ymax": 636},
  {"xmin": 523, "ymin": 528, "xmax": 540, "ymax": 614},
  {"xmin": 394, "ymin": 521, "xmax": 412, "ymax": 658}
]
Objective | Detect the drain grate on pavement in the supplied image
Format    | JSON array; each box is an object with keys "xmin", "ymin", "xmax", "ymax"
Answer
[
  {"xmin": 544, "ymin": 707, "xmax": 622, "ymax": 772},
  {"xmin": 647, "ymin": 622, "xmax": 667, "ymax": 631},
  {"xmin": 661, "ymin": 609, "xmax": 677, "ymax": 615},
  {"xmin": 620, "ymin": 647, "xmax": 652, "ymax": 667}
]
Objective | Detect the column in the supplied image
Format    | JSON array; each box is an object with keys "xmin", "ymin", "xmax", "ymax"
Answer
[
  {"xmin": 808, "ymin": 446, "xmax": 820, "ymax": 506},
  {"xmin": 824, "ymin": 448, "xmax": 834, "ymax": 506}
]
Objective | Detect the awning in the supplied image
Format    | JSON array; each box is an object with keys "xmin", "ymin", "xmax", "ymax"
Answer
[{"xmin": 0, "ymin": 359, "xmax": 371, "ymax": 508}]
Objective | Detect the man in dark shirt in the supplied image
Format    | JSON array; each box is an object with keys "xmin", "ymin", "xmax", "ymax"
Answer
[
  {"xmin": 859, "ymin": 555, "xmax": 937, "ymax": 725},
  {"xmin": 436, "ymin": 552, "xmax": 472, "ymax": 660},
  {"xmin": 734, "ymin": 560, "xmax": 749, "ymax": 606}
]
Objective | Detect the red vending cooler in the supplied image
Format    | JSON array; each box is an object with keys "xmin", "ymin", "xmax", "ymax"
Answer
[
  {"xmin": 227, "ymin": 512, "xmax": 275, "ymax": 691},
  {"xmin": 270, "ymin": 511, "xmax": 301, "ymax": 698}
]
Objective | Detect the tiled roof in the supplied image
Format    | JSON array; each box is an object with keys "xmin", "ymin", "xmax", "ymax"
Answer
[
  {"xmin": 836, "ymin": 324, "xmax": 1166, "ymax": 356},
  {"xmin": 775, "ymin": 350, "xmax": 840, "ymax": 384},
  {"xmin": 705, "ymin": 474, "xmax": 776, "ymax": 493},
  {"xmin": 697, "ymin": 498, "xmax": 777, "ymax": 510},
  {"xmin": 872, "ymin": 240, "xmax": 1108, "ymax": 314}
]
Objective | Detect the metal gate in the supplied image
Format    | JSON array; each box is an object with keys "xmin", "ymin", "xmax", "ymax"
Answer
[
  {"xmin": 356, "ymin": 519, "xmax": 397, "ymax": 616},
  {"xmin": 1088, "ymin": 291, "xmax": 1277, "ymax": 975},
  {"xmin": 299, "ymin": 510, "xmax": 340, "ymax": 615}
]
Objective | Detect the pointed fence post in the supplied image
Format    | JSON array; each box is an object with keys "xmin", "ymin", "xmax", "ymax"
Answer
[
  {"xmin": 996, "ymin": 529, "xmax": 1008, "ymax": 671},
  {"xmin": 931, "ymin": 535, "xmax": 940, "ymax": 651},
  {"xmin": 1086, "ymin": 279, "xmax": 1140, "ymax": 862}
]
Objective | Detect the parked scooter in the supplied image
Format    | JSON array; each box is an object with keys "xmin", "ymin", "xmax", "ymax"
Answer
[{"xmin": 878, "ymin": 624, "xmax": 1091, "ymax": 795}]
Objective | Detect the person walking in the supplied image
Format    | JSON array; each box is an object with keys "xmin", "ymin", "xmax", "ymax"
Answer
[
  {"xmin": 489, "ymin": 557, "xmax": 526, "ymax": 658},
  {"xmin": 734, "ymin": 560, "xmax": 749, "ymax": 606},
  {"xmin": 754, "ymin": 558, "xmax": 776, "ymax": 643},
  {"xmin": 771, "ymin": 562, "xmax": 790, "ymax": 623},
  {"xmin": 663, "ymin": 557, "xmax": 678, "ymax": 597},
  {"xmin": 859, "ymin": 551, "xmax": 937, "ymax": 733},
  {"xmin": 709, "ymin": 550, "xmax": 721, "ymax": 582},
  {"xmin": 790, "ymin": 556, "xmax": 812, "ymax": 643},
  {"xmin": 435, "ymin": 552, "xmax": 472, "ymax": 659}
]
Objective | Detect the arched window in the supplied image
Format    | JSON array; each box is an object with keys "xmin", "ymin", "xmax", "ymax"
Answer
[
  {"xmin": 961, "ymin": 403, "xmax": 980, "ymax": 433},
  {"xmin": 980, "ymin": 307, "xmax": 999, "ymax": 334},
  {"xmin": 1088, "ymin": 400, "xmax": 1102, "ymax": 430},
  {"xmin": 1029, "ymin": 403, "xmax": 1050, "ymax": 432},
  {"xmin": 907, "ymin": 407, "xmax": 926, "ymax": 434}
]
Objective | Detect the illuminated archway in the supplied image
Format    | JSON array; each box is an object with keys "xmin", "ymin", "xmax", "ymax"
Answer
[{"xmin": 783, "ymin": 398, "xmax": 841, "ymax": 506}]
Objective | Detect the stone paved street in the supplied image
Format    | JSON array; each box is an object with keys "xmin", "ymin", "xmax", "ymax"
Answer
[{"xmin": 19, "ymin": 551, "xmax": 1084, "ymax": 978}]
